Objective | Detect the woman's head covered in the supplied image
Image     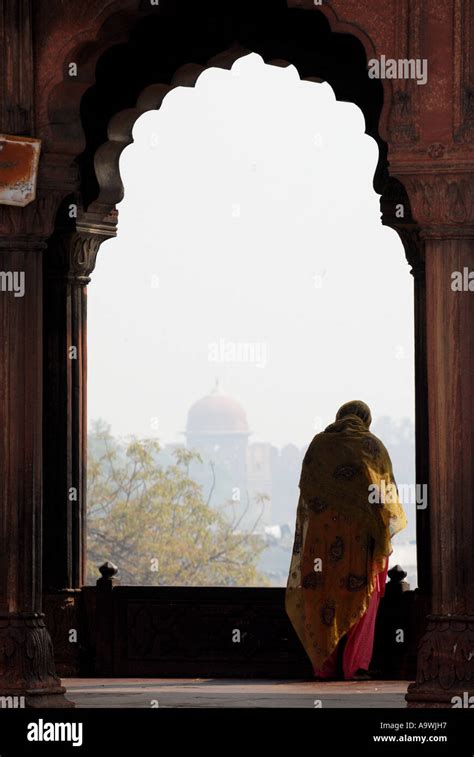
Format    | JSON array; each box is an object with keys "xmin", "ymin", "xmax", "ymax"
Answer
[{"xmin": 335, "ymin": 400, "xmax": 372, "ymax": 429}]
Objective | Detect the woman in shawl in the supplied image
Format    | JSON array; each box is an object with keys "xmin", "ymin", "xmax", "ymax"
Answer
[{"xmin": 285, "ymin": 400, "xmax": 407, "ymax": 681}]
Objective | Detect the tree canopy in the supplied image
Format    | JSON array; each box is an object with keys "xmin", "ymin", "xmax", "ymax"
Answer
[{"xmin": 87, "ymin": 422, "xmax": 268, "ymax": 586}]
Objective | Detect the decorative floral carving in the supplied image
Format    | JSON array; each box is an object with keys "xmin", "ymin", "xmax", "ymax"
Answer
[
  {"xmin": 407, "ymin": 615, "xmax": 474, "ymax": 704},
  {"xmin": 46, "ymin": 232, "xmax": 107, "ymax": 285},
  {"xmin": 427, "ymin": 143, "xmax": 446, "ymax": 159},
  {"xmin": 389, "ymin": 90, "xmax": 418, "ymax": 144},
  {"xmin": 0, "ymin": 614, "xmax": 61, "ymax": 689},
  {"xmin": 401, "ymin": 174, "xmax": 474, "ymax": 227},
  {"xmin": 68, "ymin": 234, "xmax": 102, "ymax": 284},
  {"xmin": 0, "ymin": 190, "xmax": 65, "ymax": 238}
]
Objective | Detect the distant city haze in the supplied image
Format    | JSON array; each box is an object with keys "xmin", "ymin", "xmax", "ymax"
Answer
[{"xmin": 87, "ymin": 54, "xmax": 416, "ymax": 579}]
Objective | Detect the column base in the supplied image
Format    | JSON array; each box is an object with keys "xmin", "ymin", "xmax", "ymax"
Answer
[
  {"xmin": 0, "ymin": 612, "xmax": 74, "ymax": 708},
  {"xmin": 0, "ymin": 686, "xmax": 74, "ymax": 708},
  {"xmin": 405, "ymin": 614, "xmax": 474, "ymax": 708}
]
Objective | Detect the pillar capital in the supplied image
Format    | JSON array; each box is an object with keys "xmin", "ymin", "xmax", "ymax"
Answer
[
  {"xmin": 0, "ymin": 190, "xmax": 65, "ymax": 240},
  {"xmin": 46, "ymin": 207, "xmax": 117, "ymax": 286},
  {"xmin": 390, "ymin": 166, "xmax": 474, "ymax": 238},
  {"xmin": 379, "ymin": 176, "xmax": 424, "ymax": 276},
  {"xmin": 52, "ymin": 232, "xmax": 104, "ymax": 286}
]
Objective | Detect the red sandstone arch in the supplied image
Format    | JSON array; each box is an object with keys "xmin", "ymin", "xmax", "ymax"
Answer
[
  {"xmin": 40, "ymin": 1, "xmax": 384, "ymax": 149},
  {"xmin": 43, "ymin": 0, "xmax": 426, "ymax": 673},
  {"xmin": 40, "ymin": 1, "xmax": 397, "ymax": 226},
  {"xmin": 92, "ymin": 48, "xmax": 385, "ymax": 210},
  {"xmin": 2, "ymin": 0, "xmax": 472, "ymax": 709}
]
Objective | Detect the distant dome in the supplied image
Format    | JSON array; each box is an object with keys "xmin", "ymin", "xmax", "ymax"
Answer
[{"xmin": 186, "ymin": 382, "xmax": 249, "ymax": 435}]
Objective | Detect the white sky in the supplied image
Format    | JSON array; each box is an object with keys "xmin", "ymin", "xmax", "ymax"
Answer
[{"xmin": 88, "ymin": 53, "xmax": 415, "ymax": 449}]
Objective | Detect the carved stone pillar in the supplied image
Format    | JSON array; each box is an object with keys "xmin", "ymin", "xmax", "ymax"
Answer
[
  {"xmin": 43, "ymin": 217, "xmax": 114, "ymax": 675},
  {"xmin": 400, "ymin": 171, "xmax": 474, "ymax": 706},
  {"xmin": 43, "ymin": 231, "xmax": 102, "ymax": 591},
  {"xmin": 0, "ymin": 233, "xmax": 71, "ymax": 706},
  {"xmin": 381, "ymin": 182, "xmax": 431, "ymax": 599},
  {"xmin": 402, "ymin": 232, "xmax": 431, "ymax": 600}
]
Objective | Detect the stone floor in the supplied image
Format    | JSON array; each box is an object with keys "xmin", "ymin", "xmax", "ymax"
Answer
[{"xmin": 63, "ymin": 678, "xmax": 410, "ymax": 708}]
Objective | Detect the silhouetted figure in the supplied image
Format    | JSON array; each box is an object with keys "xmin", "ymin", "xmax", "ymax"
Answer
[{"xmin": 286, "ymin": 400, "xmax": 407, "ymax": 680}]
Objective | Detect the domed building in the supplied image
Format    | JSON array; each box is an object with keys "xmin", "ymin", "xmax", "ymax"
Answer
[
  {"xmin": 186, "ymin": 381, "xmax": 250, "ymax": 438},
  {"xmin": 184, "ymin": 382, "xmax": 305, "ymax": 576},
  {"xmin": 185, "ymin": 381, "xmax": 251, "ymax": 499}
]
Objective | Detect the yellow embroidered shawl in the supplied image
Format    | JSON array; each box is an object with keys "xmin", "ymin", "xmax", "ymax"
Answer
[{"xmin": 285, "ymin": 411, "xmax": 407, "ymax": 672}]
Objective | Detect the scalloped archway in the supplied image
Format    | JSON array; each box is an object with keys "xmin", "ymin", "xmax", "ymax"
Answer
[
  {"xmin": 3, "ymin": 0, "xmax": 473, "ymax": 710},
  {"xmin": 41, "ymin": 0, "xmax": 430, "ymax": 697}
]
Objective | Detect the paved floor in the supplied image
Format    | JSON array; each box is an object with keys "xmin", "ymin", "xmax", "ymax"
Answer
[{"xmin": 64, "ymin": 678, "xmax": 410, "ymax": 708}]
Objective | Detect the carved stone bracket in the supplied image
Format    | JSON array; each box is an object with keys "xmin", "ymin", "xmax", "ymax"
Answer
[
  {"xmin": 380, "ymin": 176, "xmax": 425, "ymax": 276},
  {"xmin": 46, "ymin": 211, "xmax": 117, "ymax": 286},
  {"xmin": 44, "ymin": 233, "xmax": 102, "ymax": 285},
  {"xmin": 60, "ymin": 233, "xmax": 103, "ymax": 286},
  {"xmin": 390, "ymin": 170, "xmax": 474, "ymax": 237}
]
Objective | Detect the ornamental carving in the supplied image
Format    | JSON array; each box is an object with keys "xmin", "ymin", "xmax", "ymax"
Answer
[
  {"xmin": 46, "ymin": 231, "xmax": 108, "ymax": 285},
  {"xmin": 399, "ymin": 174, "xmax": 474, "ymax": 227},
  {"xmin": 68, "ymin": 234, "xmax": 102, "ymax": 284},
  {"xmin": 0, "ymin": 614, "xmax": 60, "ymax": 689},
  {"xmin": 0, "ymin": 190, "xmax": 65, "ymax": 239},
  {"xmin": 410, "ymin": 615, "xmax": 474, "ymax": 695},
  {"xmin": 388, "ymin": 90, "xmax": 418, "ymax": 145},
  {"xmin": 453, "ymin": 0, "xmax": 474, "ymax": 144}
]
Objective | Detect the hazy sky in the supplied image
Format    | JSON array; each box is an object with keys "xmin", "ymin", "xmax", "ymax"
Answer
[{"xmin": 88, "ymin": 53, "xmax": 415, "ymax": 450}]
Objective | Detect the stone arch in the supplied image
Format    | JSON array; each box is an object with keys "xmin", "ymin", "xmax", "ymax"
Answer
[
  {"xmin": 68, "ymin": 4, "xmax": 390, "ymax": 212},
  {"xmin": 42, "ymin": 2, "xmax": 394, "ymax": 207},
  {"xmin": 43, "ymin": 0, "xmax": 425, "ymax": 592},
  {"xmin": 40, "ymin": 0, "xmax": 432, "ymax": 695},
  {"xmin": 2, "ymin": 0, "xmax": 472, "ymax": 709},
  {"xmin": 91, "ymin": 45, "xmax": 386, "ymax": 213},
  {"xmin": 42, "ymin": 2, "xmax": 423, "ymax": 261}
]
